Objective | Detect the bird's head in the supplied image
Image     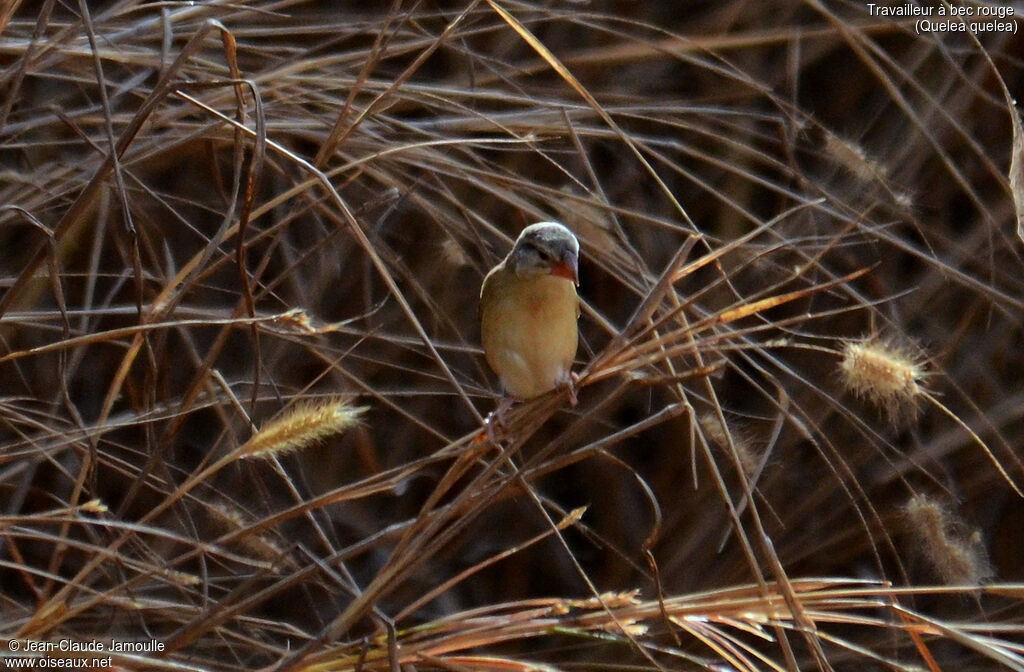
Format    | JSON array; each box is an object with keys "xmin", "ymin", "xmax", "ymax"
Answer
[{"xmin": 507, "ymin": 221, "xmax": 580, "ymax": 285}]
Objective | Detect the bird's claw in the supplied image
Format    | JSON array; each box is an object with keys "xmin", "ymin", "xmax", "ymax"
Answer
[
  {"xmin": 481, "ymin": 396, "xmax": 517, "ymax": 444},
  {"xmin": 561, "ymin": 372, "xmax": 579, "ymax": 407},
  {"xmin": 477, "ymin": 377, "xmax": 578, "ymax": 445}
]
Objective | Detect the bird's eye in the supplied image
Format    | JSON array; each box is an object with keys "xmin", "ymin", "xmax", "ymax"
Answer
[{"xmin": 521, "ymin": 241, "xmax": 548, "ymax": 260}]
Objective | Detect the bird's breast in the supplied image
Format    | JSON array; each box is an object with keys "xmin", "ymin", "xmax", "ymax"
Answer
[{"xmin": 480, "ymin": 272, "xmax": 579, "ymax": 399}]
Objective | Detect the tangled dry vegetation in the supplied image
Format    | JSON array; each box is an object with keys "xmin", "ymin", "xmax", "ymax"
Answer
[{"xmin": 2, "ymin": 1, "xmax": 1024, "ymax": 670}]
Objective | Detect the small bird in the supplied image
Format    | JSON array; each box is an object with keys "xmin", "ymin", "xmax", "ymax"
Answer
[{"xmin": 479, "ymin": 221, "xmax": 580, "ymax": 404}]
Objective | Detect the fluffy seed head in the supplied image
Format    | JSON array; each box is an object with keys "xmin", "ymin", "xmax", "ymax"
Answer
[
  {"xmin": 239, "ymin": 398, "xmax": 366, "ymax": 460},
  {"xmin": 824, "ymin": 132, "xmax": 887, "ymax": 182},
  {"xmin": 206, "ymin": 501, "xmax": 288, "ymax": 562},
  {"xmin": 839, "ymin": 336, "xmax": 926, "ymax": 423},
  {"xmin": 903, "ymin": 494, "xmax": 990, "ymax": 585},
  {"xmin": 699, "ymin": 412, "xmax": 758, "ymax": 478},
  {"xmin": 441, "ymin": 236, "xmax": 470, "ymax": 268}
]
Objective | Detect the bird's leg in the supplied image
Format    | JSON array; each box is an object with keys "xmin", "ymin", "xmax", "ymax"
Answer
[
  {"xmin": 483, "ymin": 395, "xmax": 518, "ymax": 443},
  {"xmin": 558, "ymin": 371, "xmax": 580, "ymax": 407}
]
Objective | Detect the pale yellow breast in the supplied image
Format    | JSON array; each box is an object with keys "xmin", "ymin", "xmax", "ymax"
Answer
[{"xmin": 480, "ymin": 268, "xmax": 579, "ymax": 399}]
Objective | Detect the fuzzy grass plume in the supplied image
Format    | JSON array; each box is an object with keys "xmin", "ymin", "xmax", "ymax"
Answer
[
  {"xmin": 839, "ymin": 335, "xmax": 927, "ymax": 423},
  {"xmin": 238, "ymin": 398, "xmax": 366, "ymax": 460},
  {"xmin": 903, "ymin": 493, "xmax": 991, "ymax": 586}
]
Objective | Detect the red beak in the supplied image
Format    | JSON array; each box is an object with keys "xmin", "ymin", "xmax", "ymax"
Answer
[{"xmin": 550, "ymin": 253, "xmax": 579, "ymax": 285}]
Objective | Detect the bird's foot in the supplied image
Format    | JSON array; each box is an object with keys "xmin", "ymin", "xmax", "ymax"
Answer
[
  {"xmin": 481, "ymin": 396, "xmax": 518, "ymax": 444},
  {"xmin": 560, "ymin": 372, "xmax": 580, "ymax": 407}
]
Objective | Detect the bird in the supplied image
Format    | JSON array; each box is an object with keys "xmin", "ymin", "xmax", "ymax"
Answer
[{"xmin": 479, "ymin": 221, "xmax": 580, "ymax": 406}]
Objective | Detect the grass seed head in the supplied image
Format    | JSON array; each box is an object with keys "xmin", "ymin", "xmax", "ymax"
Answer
[
  {"xmin": 206, "ymin": 501, "xmax": 288, "ymax": 562},
  {"xmin": 441, "ymin": 236, "xmax": 471, "ymax": 268},
  {"xmin": 839, "ymin": 336, "xmax": 927, "ymax": 423},
  {"xmin": 699, "ymin": 412, "xmax": 758, "ymax": 478},
  {"xmin": 239, "ymin": 398, "xmax": 366, "ymax": 460},
  {"xmin": 824, "ymin": 132, "xmax": 888, "ymax": 182},
  {"xmin": 903, "ymin": 494, "xmax": 991, "ymax": 585}
]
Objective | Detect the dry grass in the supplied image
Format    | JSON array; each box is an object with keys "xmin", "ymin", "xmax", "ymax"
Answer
[{"xmin": 2, "ymin": 1, "xmax": 1023, "ymax": 671}]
